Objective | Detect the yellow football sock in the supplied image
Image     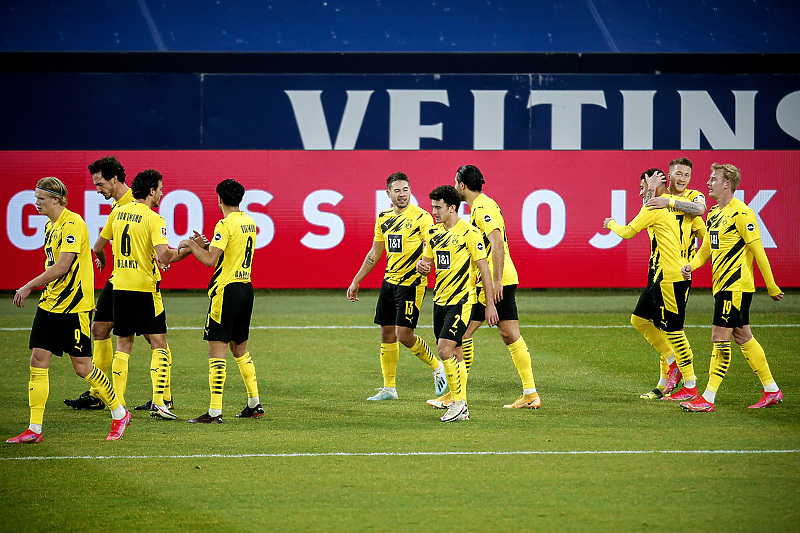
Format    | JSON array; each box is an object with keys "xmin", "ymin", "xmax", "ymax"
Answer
[
  {"xmin": 660, "ymin": 354, "xmax": 670, "ymax": 381},
  {"xmin": 508, "ymin": 336, "xmax": 536, "ymax": 390},
  {"xmin": 706, "ymin": 341, "xmax": 731, "ymax": 393},
  {"xmin": 234, "ymin": 352, "xmax": 259, "ymax": 398},
  {"xmin": 163, "ymin": 345, "xmax": 173, "ymax": 403},
  {"xmin": 410, "ymin": 336, "xmax": 438, "ymax": 370},
  {"xmin": 380, "ymin": 342, "xmax": 400, "ymax": 388},
  {"xmin": 209, "ymin": 358, "xmax": 226, "ymax": 411},
  {"xmin": 442, "ymin": 357, "xmax": 462, "ymax": 401},
  {"xmin": 740, "ymin": 337, "xmax": 776, "ymax": 388},
  {"xmin": 84, "ymin": 366, "xmax": 121, "ymax": 411},
  {"xmin": 631, "ymin": 315, "xmax": 673, "ymax": 379},
  {"xmin": 150, "ymin": 348, "xmax": 169, "ymax": 406},
  {"xmin": 462, "ymin": 337, "xmax": 474, "ymax": 374},
  {"xmin": 456, "ymin": 358, "xmax": 468, "ymax": 403},
  {"xmin": 89, "ymin": 338, "xmax": 113, "ymax": 398},
  {"xmin": 29, "ymin": 367, "xmax": 49, "ymax": 427},
  {"xmin": 111, "ymin": 351, "xmax": 130, "ymax": 407},
  {"xmin": 665, "ymin": 331, "xmax": 696, "ymax": 384}
]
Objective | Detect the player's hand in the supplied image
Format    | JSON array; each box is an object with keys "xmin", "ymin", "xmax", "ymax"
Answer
[
  {"xmin": 603, "ymin": 217, "xmax": 615, "ymax": 229},
  {"xmin": 485, "ymin": 304, "xmax": 499, "ymax": 327},
  {"xmin": 416, "ymin": 260, "xmax": 432, "ymax": 275},
  {"xmin": 646, "ymin": 196, "xmax": 669, "ymax": 210},
  {"xmin": 94, "ymin": 257, "xmax": 105, "ymax": 271},
  {"xmin": 157, "ymin": 258, "xmax": 170, "ymax": 272},
  {"xmin": 13, "ymin": 284, "xmax": 30, "ymax": 308},
  {"xmin": 191, "ymin": 230, "xmax": 210, "ymax": 249},
  {"xmin": 771, "ymin": 291, "xmax": 784, "ymax": 302},
  {"xmin": 346, "ymin": 284, "xmax": 359, "ymax": 302},
  {"xmin": 493, "ymin": 283, "xmax": 503, "ymax": 304},
  {"xmin": 646, "ymin": 170, "xmax": 665, "ymax": 191},
  {"xmin": 681, "ymin": 264, "xmax": 693, "ymax": 280}
]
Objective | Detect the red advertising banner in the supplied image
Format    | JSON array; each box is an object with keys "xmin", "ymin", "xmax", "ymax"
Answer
[{"xmin": 1, "ymin": 150, "xmax": 797, "ymax": 289}]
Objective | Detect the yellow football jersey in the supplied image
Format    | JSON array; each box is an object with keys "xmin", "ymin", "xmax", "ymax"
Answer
[
  {"xmin": 469, "ymin": 193, "xmax": 518, "ymax": 287},
  {"xmin": 101, "ymin": 202, "xmax": 168, "ymax": 292},
  {"xmin": 208, "ymin": 211, "xmax": 257, "ymax": 297},
  {"xmin": 677, "ymin": 188, "xmax": 707, "ymax": 261},
  {"xmin": 39, "ymin": 209, "xmax": 94, "ymax": 313},
  {"xmin": 609, "ymin": 201, "xmax": 685, "ymax": 283},
  {"xmin": 423, "ymin": 218, "xmax": 487, "ymax": 306},
  {"xmin": 699, "ymin": 197, "xmax": 764, "ymax": 294},
  {"xmin": 374, "ymin": 203, "xmax": 433, "ymax": 287},
  {"xmin": 99, "ymin": 188, "xmax": 135, "ymax": 283}
]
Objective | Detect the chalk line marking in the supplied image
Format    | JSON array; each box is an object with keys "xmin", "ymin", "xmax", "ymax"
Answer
[
  {"xmin": 2, "ymin": 324, "xmax": 798, "ymax": 332},
  {"xmin": 3, "ymin": 449, "xmax": 798, "ymax": 461}
]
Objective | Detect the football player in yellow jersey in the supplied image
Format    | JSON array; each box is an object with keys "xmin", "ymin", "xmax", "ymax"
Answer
[
  {"xmin": 635, "ymin": 165, "xmax": 707, "ymax": 399},
  {"xmin": 65, "ymin": 157, "xmax": 175, "ymax": 412},
  {"xmin": 417, "ymin": 185, "xmax": 498, "ymax": 422},
  {"xmin": 427, "ymin": 165, "xmax": 540, "ymax": 411},
  {"xmin": 680, "ymin": 163, "xmax": 784, "ymax": 413},
  {"xmin": 347, "ymin": 172, "xmax": 446, "ymax": 401},
  {"xmin": 604, "ymin": 170, "xmax": 701, "ymax": 403},
  {"xmin": 178, "ymin": 179, "xmax": 263, "ymax": 423},
  {"xmin": 646, "ymin": 157, "xmax": 707, "ymax": 218},
  {"xmin": 94, "ymin": 169, "xmax": 189, "ymax": 420},
  {"xmin": 641, "ymin": 158, "xmax": 706, "ymax": 397},
  {"xmin": 8, "ymin": 177, "xmax": 132, "ymax": 443}
]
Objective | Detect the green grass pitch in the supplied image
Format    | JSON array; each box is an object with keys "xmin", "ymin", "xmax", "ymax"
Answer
[{"xmin": 1, "ymin": 289, "xmax": 798, "ymax": 532}]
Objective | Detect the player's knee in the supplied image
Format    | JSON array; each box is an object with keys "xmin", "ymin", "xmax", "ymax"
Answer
[
  {"xmin": 395, "ymin": 328, "xmax": 416, "ymax": 347},
  {"xmin": 91, "ymin": 321, "xmax": 112, "ymax": 340}
]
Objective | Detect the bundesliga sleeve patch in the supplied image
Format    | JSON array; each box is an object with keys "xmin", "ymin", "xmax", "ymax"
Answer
[
  {"xmin": 214, "ymin": 233, "xmax": 223, "ymax": 241},
  {"xmin": 746, "ymin": 222, "xmax": 756, "ymax": 232},
  {"xmin": 476, "ymin": 242, "xmax": 484, "ymax": 251},
  {"xmin": 65, "ymin": 234, "xmax": 75, "ymax": 244},
  {"xmin": 483, "ymin": 214, "xmax": 492, "ymax": 223}
]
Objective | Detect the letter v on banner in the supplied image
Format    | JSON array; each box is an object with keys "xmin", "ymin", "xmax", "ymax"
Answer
[
  {"xmin": 285, "ymin": 90, "xmax": 373, "ymax": 149},
  {"xmin": 734, "ymin": 189, "xmax": 777, "ymax": 248}
]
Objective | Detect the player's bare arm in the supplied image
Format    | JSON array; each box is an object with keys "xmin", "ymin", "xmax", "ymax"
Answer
[
  {"xmin": 178, "ymin": 238, "xmax": 222, "ymax": 267},
  {"xmin": 92, "ymin": 235, "xmax": 110, "ymax": 271},
  {"xmin": 487, "ymin": 228, "xmax": 505, "ymax": 303},
  {"xmin": 476, "ymin": 257, "xmax": 499, "ymax": 326},
  {"xmin": 646, "ymin": 196, "xmax": 706, "ymax": 215},
  {"xmin": 347, "ymin": 240, "xmax": 384, "ymax": 302},
  {"xmin": 14, "ymin": 251, "xmax": 76, "ymax": 308},
  {"xmin": 155, "ymin": 243, "xmax": 187, "ymax": 266}
]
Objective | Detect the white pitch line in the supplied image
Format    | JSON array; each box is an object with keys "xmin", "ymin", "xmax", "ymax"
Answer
[
  {"xmin": 2, "ymin": 449, "xmax": 798, "ymax": 461},
  {"xmin": 1, "ymin": 324, "xmax": 798, "ymax": 332}
]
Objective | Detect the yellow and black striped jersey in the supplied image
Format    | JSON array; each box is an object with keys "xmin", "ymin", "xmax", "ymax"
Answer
[
  {"xmin": 99, "ymin": 188, "xmax": 134, "ymax": 283},
  {"xmin": 696, "ymin": 197, "xmax": 764, "ymax": 294},
  {"xmin": 469, "ymin": 193, "xmax": 519, "ymax": 287},
  {"xmin": 207, "ymin": 211, "xmax": 257, "ymax": 297},
  {"xmin": 39, "ymin": 209, "xmax": 94, "ymax": 313},
  {"xmin": 101, "ymin": 201, "xmax": 168, "ymax": 293},
  {"xmin": 423, "ymin": 218, "xmax": 486, "ymax": 306},
  {"xmin": 374, "ymin": 203, "xmax": 433, "ymax": 287},
  {"xmin": 677, "ymin": 188, "xmax": 707, "ymax": 261},
  {"xmin": 608, "ymin": 198, "xmax": 686, "ymax": 283}
]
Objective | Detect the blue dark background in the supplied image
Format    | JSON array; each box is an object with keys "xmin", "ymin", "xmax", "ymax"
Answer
[{"xmin": 1, "ymin": 0, "xmax": 798, "ymax": 53}]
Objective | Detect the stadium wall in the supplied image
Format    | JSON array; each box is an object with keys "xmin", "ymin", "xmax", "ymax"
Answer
[{"xmin": 1, "ymin": 53, "xmax": 798, "ymax": 289}]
